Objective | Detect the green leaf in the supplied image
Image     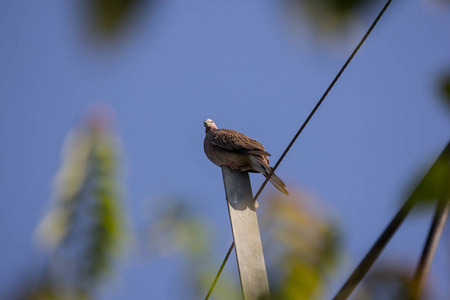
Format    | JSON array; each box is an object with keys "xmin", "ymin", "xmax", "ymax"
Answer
[
  {"xmin": 35, "ymin": 112, "xmax": 129, "ymax": 295},
  {"xmin": 282, "ymin": 0, "xmax": 378, "ymax": 34},
  {"xmin": 260, "ymin": 191, "xmax": 341, "ymax": 299},
  {"xmin": 409, "ymin": 143, "xmax": 450, "ymax": 204},
  {"xmin": 439, "ymin": 72, "xmax": 450, "ymax": 111}
]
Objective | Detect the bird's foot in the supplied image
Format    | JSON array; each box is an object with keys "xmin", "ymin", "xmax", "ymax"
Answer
[{"xmin": 225, "ymin": 161, "xmax": 235, "ymax": 170}]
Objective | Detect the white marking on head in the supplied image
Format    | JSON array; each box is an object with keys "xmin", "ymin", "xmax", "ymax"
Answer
[{"xmin": 203, "ymin": 118, "xmax": 217, "ymax": 131}]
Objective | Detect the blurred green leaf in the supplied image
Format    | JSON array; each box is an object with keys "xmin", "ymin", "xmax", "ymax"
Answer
[
  {"xmin": 439, "ymin": 72, "xmax": 450, "ymax": 110},
  {"xmin": 259, "ymin": 191, "xmax": 341, "ymax": 300},
  {"xmin": 281, "ymin": 0, "xmax": 378, "ymax": 34},
  {"xmin": 89, "ymin": 0, "xmax": 143, "ymax": 34},
  {"xmin": 17, "ymin": 284, "xmax": 91, "ymax": 300},
  {"xmin": 145, "ymin": 198, "xmax": 241, "ymax": 299},
  {"xmin": 146, "ymin": 200, "xmax": 206, "ymax": 257},
  {"xmin": 409, "ymin": 143, "xmax": 450, "ymax": 205},
  {"xmin": 35, "ymin": 111, "xmax": 128, "ymax": 297}
]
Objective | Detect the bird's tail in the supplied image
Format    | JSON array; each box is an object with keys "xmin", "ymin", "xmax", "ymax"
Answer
[
  {"xmin": 250, "ymin": 156, "xmax": 289, "ymax": 195},
  {"xmin": 267, "ymin": 172, "xmax": 289, "ymax": 195}
]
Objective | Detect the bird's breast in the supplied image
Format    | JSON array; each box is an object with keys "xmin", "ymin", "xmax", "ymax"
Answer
[{"xmin": 204, "ymin": 134, "xmax": 254, "ymax": 170}]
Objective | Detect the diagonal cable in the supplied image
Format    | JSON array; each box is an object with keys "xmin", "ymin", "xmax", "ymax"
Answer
[{"xmin": 205, "ymin": 1, "xmax": 393, "ymax": 299}]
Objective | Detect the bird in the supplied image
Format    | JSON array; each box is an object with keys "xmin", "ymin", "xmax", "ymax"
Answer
[{"xmin": 203, "ymin": 118, "xmax": 289, "ymax": 195}]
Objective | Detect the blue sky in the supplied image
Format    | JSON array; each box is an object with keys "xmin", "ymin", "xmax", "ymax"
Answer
[{"xmin": 1, "ymin": 0, "xmax": 449, "ymax": 299}]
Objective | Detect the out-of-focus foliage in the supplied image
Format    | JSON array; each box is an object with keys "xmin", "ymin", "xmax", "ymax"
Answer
[
  {"xmin": 145, "ymin": 200, "xmax": 208, "ymax": 258},
  {"xmin": 146, "ymin": 190, "xmax": 341, "ymax": 300},
  {"xmin": 82, "ymin": 0, "xmax": 160, "ymax": 37},
  {"xmin": 144, "ymin": 198, "xmax": 241, "ymax": 300},
  {"xmin": 281, "ymin": 0, "xmax": 380, "ymax": 34},
  {"xmin": 15, "ymin": 278, "xmax": 90, "ymax": 300},
  {"xmin": 439, "ymin": 72, "xmax": 450, "ymax": 110},
  {"xmin": 353, "ymin": 263, "xmax": 432, "ymax": 300},
  {"xmin": 408, "ymin": 143, "xmax": 450, "ymax": 205},
  {"xmin": 259, "ymin": 191, "xmax": 341, "ymax": 300},
  {"xmin": 81, "ymin": 0, "xmax": 384, "ymax": 39},
  {"xmin": 85, "ymin": 0, "xmax": 143, "ymax": 35},
  {"xmin": 27, "ymin": 112, "xmax": 128, "ymax": 299}
]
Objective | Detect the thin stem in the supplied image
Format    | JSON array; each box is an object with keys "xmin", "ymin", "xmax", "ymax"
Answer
[
  {"xmin": 411, "ymin": 199, "xmax": 450, "ymax": 300},
  {"xmin": 333, "ymin": 141, "xmax": 450, "ymax": 300},
  {"xmin": 332, "ymin": 198, "xmax": 416, "ymax": 300}
]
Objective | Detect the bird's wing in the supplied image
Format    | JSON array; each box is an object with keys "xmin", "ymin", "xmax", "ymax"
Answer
[{"xmin": 212, "ymin": 129, "xmax": 271, "ymax": 156}]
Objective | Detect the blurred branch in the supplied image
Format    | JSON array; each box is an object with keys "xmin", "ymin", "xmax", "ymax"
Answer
[
  {"xmin": 333, "ymin": 199, "xmax": 415, "ymax": 300},
  {"xmin": 333, "ymin": 141, "xmax": 450, "ymax": 300},
  {"xmin": 411, "ymin": 198, "xmax": 450, "ymax": 299}
]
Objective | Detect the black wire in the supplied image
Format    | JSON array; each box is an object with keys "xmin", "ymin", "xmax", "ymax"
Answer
[
  {"xmin": 204, "ymin": 242, "xmax": 235, "ymax": 300},
  {"xmin": 254, "ymin": 0, "xmax": 393, "ymax": 202},
  {"xmin": 205, "ymin": 1, "xmax": 393, "ymax": 298}
]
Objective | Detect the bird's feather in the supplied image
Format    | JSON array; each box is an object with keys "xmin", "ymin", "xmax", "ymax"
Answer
[{"xmin": 211, "ymin": 129, "xmax": 271, "ymax": 156}]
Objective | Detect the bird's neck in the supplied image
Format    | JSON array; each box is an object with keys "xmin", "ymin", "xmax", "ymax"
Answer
[{"xmin": 205, "ymin": 127, "xmax": 217, "ymax": 134}]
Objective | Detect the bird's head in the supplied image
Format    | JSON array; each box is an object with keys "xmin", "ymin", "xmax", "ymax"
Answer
[{"xmin": 204, "ymin": 118, "xmax": 217, "ymax": 132}]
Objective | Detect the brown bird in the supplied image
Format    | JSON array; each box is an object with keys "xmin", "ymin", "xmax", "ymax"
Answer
[{"xmin": 203, "ymin": 119, "xmax": 289, "ymax": 195}]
